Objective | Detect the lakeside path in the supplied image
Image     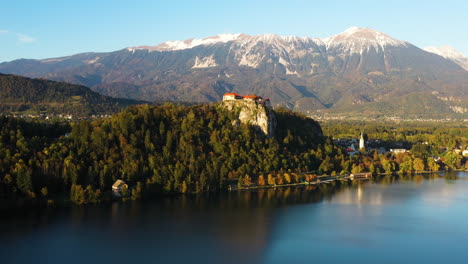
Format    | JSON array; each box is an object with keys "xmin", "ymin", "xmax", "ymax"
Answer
[
  {"xmin": 230, "ymin": 170, "xmax": 446, "ymax": 191},
  {"xmin": 230, "ymin": 175, "xmax": 355, "ymax": 191}
]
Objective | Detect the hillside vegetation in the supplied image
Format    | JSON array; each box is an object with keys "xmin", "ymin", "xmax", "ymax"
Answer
[
  {"xmin": 0, "ymin": 73, "xmax": 143, "ymax": 116},
  {"xmin": 0, "ymin": 104, "xmax": 325, "ymax": 205}
]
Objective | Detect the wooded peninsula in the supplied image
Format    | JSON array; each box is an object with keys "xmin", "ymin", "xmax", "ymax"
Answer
[{"xmin": 1, "ymin": 103, "xmax": 467, "ymax": 208}]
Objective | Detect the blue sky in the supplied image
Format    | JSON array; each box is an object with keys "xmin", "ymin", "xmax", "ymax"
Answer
[{"xmin": 1, "ymin": 0, "xmax": 467, "ymax": 62}]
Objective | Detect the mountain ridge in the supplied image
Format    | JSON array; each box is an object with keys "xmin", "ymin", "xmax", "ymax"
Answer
[
  {"xmin": 0, "ymin": 27, "xmax": 467, "ymax": 119},
  {"xmin": 424, "ymin": 46, "xmax": 468, "ymax": 71}
]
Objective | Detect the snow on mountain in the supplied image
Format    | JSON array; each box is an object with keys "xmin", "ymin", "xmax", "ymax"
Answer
[
  {"xmin": 424, "ymin": 46, "xmax": 466, "ymax": 59},
  {"xmin": 324, "ymin": 27, "xmax": 409, "ymax": 54},
  {"xmin": 51, "ymin": 27, "xmax": 465, "ymax": 77},
  {"xmin": 129, "ymin": 27, "xmax": 410, "ymax": 54},
  {"xmin": 424, "ymin": 46, "xmax": 468, "ymax": 71},
  {"xmin": 40, "ymin": 57, "xmax": 70, "ymax": 63},
  {"xmin": 126, "ymin": 27, "xmax": 411, "ymax": 65},
  {"xmin": 192, "ymin": 55, "xmax": 217, "ymax": 68},
  {"xmin": 2, "ymin": 27, "xmax": 467, "ymax": 118},
  {"xmin": 84, "ymin": 57, "xmax": 100, "ymax": 64},
  {"xmin": 128, "ymin": 33, "xmax": 247, "ymax": 52},
  {"xmin": 230, "ymin": 34, "xmax": 325, "ymax": 70}
]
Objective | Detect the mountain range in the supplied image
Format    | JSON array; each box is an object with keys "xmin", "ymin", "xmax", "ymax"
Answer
[{"xmin": 0, "ymin": 27, "xmax": 467, "ymax": 119}]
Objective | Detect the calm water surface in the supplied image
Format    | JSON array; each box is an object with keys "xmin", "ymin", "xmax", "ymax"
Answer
[{"xmin": 1, "ymin": 172, "xmax": 467, "ymax": 264}]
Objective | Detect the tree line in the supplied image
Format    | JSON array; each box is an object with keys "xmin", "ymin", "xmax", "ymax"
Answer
[
  {"xmin": 0, "ymin": 103, "xmax": 325, "ymax": 204},
  {"xmin": 2, "ymin": 104, "xmax": 467, "ymax": 206}
]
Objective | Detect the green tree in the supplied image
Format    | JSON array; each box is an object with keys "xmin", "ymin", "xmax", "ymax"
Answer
[
  {"xmin": 399, "ymin": 160, "xmax": 413, "ymax": 174},
  {"xmin": 14, "ymin": 161, "xmax": 32, "ymax": 193},
  {"xmin": 131, "ymin": 182, "xmax": 142, "ymax": 200},
  {"xmin": 428, "ymin": 158, "xmax": 440, "ymax": 171},
  {"xmin": 70, "ymin": 184, "xmax": 85, "ymax": 205}
]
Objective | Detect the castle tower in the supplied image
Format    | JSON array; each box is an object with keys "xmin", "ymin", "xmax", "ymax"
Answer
[{"xmin": 359, "ymin": 132, "xmax": 365, "ymax": 150}]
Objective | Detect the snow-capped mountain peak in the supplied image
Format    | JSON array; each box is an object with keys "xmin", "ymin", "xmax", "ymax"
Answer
[
  {"xmin": 121, "ymin": 28, "xmax": 466, "ymax": 72},
  {"xmin": 128, "ymin": 33, "xmax": 248, "ymax": 52},
  {"xmin": 324, "ymin": 27, "xmax": 408, "ymax": 53},
  {"xmin": 127, "ymin": 28, "xmax": 409, "ymax": 55}
]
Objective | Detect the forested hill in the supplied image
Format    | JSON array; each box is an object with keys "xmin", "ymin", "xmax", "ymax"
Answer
[
  {"xmin": 0, "ymin": 104, "xmax": 327, "ymax": 206},
  {"xmin": 0, "ymin": 73, "xmax": 145, "ymax": 116}
]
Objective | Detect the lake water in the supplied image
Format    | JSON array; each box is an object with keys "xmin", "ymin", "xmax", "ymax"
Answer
[{"xmin": 1, "ymin": 172, "xmax": 468, "ymax": 264}]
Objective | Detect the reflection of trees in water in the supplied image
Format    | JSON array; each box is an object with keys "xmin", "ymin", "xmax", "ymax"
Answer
[
  {"xmin": 132, "ymin": 180, "xmax": 354, "ymax": 212},
  {"xmin": 373, "ymin": 172, "xmax": 449, "ymax": 185},
  {"xmin": 227, "ymin": 181, "xmax": 352, "ymax": 208}
]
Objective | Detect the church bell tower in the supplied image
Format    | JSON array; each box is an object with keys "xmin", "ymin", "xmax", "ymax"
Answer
[{"xmin": 359, "ymin": 132, "xmax": 365, "ymax": 151}]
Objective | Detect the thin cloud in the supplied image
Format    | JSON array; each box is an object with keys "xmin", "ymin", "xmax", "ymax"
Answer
[
  {"xmin": 16, "ymin": 33, "xmax": 36, "ymax": 43},
  {"xmin": 0, "ymin": 30, "xmax": 37, "ymax": 44}
]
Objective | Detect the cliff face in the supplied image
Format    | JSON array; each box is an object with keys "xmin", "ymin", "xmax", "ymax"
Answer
[{"xmin": 221, "ymin": 100, "xmax": 277, "ymax": 137}]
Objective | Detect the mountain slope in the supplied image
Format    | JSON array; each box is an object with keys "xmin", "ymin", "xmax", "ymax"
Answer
[
  {"xmin": 0, "ymin": 73, "xmax": 144, "ymax": 116},
  {"xmin": 1, "ymin": 27, "xmax": 467, "ymax": 119},
  {"xmin": 424, "ymin": 46, "xmax": 468, "ymax": 71}
]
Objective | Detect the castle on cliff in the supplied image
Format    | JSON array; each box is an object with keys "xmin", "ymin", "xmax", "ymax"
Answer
[{"xmin": 222, "ymin": 93, "xmax": 271, "ymax": 107}]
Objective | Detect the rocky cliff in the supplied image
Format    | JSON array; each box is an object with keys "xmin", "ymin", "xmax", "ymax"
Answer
[{"xmin": 221, "ymin": 100, "xmax": 276, "ymax": 137}]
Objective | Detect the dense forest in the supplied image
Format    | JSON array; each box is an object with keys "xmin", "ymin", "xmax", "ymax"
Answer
[
  {"xmin": 0, "ymin": 103, "xmax": 327, "ymax": 205},
  {"xmin": 0, "ymin": 73, "xmax": 144, "ymax": 116},
  {"xmin": 2, "ymin": 104, "xmax": 467, "ymax": 207}
]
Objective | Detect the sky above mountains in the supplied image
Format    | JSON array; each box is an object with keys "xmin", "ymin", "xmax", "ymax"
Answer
[{"xmin": 1, "ymin": 0, "xmax": 467, "ymax": 62}]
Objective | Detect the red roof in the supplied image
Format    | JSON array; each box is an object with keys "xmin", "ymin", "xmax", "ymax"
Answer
[
  {"xmin": 243, "ymin": 94, "xmax": 261, "ymax": 99},
  {"xmin": 224, "ymin": 93, "xmax": 241, "ymax": 97}
]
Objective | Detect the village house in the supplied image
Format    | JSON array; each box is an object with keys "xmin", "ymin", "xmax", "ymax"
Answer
[
  {"xmin": 390, "ymin": 149, "xmax": 408, "ymax": 154},
  {"xmin": 346, "ymin": 144, "xmax": 358, "ymax": 157},
  {"xmin": 112, "ymin": 179, "xmax": 128, "ymax": 197}
]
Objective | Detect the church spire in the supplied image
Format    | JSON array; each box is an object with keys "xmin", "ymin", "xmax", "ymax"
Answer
[{"xmin": 359, "ymin": 131, "xmax": 365, "ymax": 150}]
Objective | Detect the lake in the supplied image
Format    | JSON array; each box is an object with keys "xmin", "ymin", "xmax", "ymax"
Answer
[{"xmin": 1, "ymin": 172, "xmax": 467, "ymax": 264}]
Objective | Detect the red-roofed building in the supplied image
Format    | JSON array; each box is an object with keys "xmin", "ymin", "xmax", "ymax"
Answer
[
  {"xmin": 243, "ymin": 94, "xmax": 262, "ymax": 101},
  {"xmin": 223, "ymin": 93, "xmax": 243, "ymax": 101}
]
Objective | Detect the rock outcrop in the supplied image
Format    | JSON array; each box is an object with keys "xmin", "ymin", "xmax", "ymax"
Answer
[{"xmin": 221, "ymin": 100, "xmax": 276, "ymax": 137}]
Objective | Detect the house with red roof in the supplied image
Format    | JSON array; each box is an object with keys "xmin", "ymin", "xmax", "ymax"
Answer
[
  {"xmin": 223, "ymin": 93, "xmax": 243, "ymax": 101},
  {"xmin": 243, "ymin": 94, "xmax": 262, "ymax": 101}
]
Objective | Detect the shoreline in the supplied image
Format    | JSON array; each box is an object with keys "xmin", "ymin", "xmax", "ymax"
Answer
[{"xmin": 0, "ymin": 170, "xmax": 455, "ymax": 212}]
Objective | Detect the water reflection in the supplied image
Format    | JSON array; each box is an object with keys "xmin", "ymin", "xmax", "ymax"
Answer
[
  {"xmin": 1, "ymin": 172, "xmax": 468, "ymax": 264},
  {"xmin": 328, "ymin": 172, "xmax": 462, "ymax": 206}
]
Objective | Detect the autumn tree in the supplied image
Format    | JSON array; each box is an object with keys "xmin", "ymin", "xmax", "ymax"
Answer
[
  {"xmin": 413, "ymin": 158, "xmax": 425, "ymax": 172},
  {"xmin": 257, "ymin": 175, "xmax": 265, "ymax": 186}
]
